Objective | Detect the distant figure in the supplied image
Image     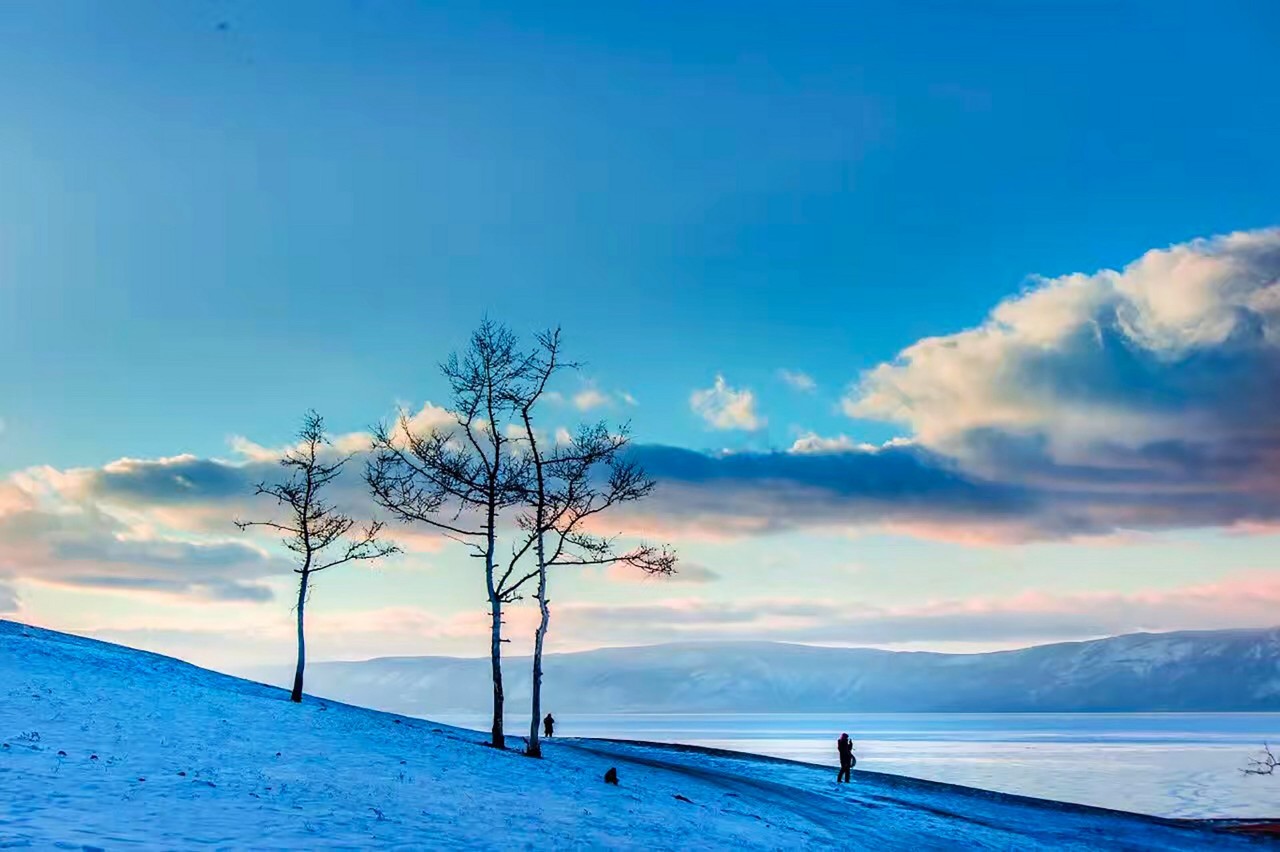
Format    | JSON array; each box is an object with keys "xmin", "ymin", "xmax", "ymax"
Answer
[
  {"xmin": 604, "ymin": 767, "xmax": 619, "ymax": 785},
  {"xmin": 837, "ymin": 733, "xmax": 855, "ymax": 783},
  {"xmin": 544, "ymin": 713, "xmax": 555, "ymax": 738}
]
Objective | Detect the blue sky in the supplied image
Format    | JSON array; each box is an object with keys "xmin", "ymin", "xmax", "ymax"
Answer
[{"xmin": 2, "ymin": 1, "xmax": 1280, "ymax": 670}]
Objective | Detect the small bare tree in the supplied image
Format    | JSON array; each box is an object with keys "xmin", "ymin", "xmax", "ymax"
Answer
[
  {"xmin": 512, "ymin": 329, "xmax": 676, "ymax": 758},
  {"xmin": 236, "ymin": 411, "xmax": 398, "ymax": 703},
  {"xmin": 1244, "ymin": 743, "xmax": 1278, "ymax": 776},
  {"xmin": 365, "ymin": 320, "xmax": 535, "ymax": 749}
]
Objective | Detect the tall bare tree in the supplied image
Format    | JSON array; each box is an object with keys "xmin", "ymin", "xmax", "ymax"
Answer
[
  {"xmin": 365, "ymin": 320, "xmax": 535, "ymax": 748},
  {"xmin": 512, "ymin": 329, "xmax": 676, "ymax": 758},
  {"xmin": 236, "ymin": 411, "xmax": 398, "ymax": 703}
]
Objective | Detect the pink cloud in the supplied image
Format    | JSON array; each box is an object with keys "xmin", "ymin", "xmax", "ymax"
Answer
[{"xmin": 596, "ymin": 561, "xmax": 720, "ymax": 584}]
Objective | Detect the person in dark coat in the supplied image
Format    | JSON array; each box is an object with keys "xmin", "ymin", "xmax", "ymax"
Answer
[
  {"xmin": 543, "ymin": 713, "xmax": 555, "ymax": 738},
  {"xmin": 837, "ymin": 733, "xmax": 855, "ymax": 783}
]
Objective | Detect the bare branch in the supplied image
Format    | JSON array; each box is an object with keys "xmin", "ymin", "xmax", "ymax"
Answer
[{"xmin": 1244, "ymin": 743, "xmax": 1278, "ymax": 776}]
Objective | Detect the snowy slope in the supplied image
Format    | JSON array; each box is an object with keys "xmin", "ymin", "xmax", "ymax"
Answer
[
  {"xmin": 290, "ymin": 628, "xmax": 1280, "ymax": 715},
  {"xmin": 0, "ymin": 620, "xmax": 1260, "ymax": 849}
]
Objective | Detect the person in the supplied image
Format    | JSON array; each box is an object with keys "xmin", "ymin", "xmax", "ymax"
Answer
[
  {"xmin": 543, "ymin": 713, "xmax": 555, "ymax": 738},
  {"xmin": 836, "ymin": 733, "xmax": 855, "ymax": 783}
]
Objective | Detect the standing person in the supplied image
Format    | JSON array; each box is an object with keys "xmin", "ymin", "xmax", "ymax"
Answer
[
  {"xmin": 837, "ymin": 733, "xmax": 855, "ymax": 783},
  {"xmin": 544, "ymin": 713, "xmax": 555, "ymax": 739}
]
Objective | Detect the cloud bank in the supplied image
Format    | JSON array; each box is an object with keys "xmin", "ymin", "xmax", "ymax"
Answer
[
  {"xmin": 640, "ymin": 229, "xmax": 1280, "ymax": 541},
  {"xmin": 0, "ymin": 480, "xmax": 284, "ymax": 603},
  {"xmin": 543, "ymin": 570, "xmax": 1280, "ymax": 648},
  {"xmin": 7, "ymin": 228, "xmax": 1280, "ymax": 625},
  {"xmin": 90, "ymin": 569, "xmax": 1280, "ymax": 667},
  {"xmin": 851, "ymin": 229, "xmax": 1280, "ymax": 493}
]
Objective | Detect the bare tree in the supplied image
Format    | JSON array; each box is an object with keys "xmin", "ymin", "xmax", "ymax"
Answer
[
  {"xmin": 512, "ymin": 329, "xmax": 676, "ymax": 758},
  {"xmin": 365, "ymin": 320, "xmax": 535, "ymax": 749},
  {"xmin": 1244, "ymin": 743, "xmax": 1278, "ymax": 775},
  {"xmin": 236, "ymin": 411, "xmax": 398, "ymax": 703}
]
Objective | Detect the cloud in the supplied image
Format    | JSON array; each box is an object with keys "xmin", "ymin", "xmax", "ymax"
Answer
[
  {"xmin": 635, "ymin": 232, "xmax": 1280, "ymax": 536},
  {"xmin": 76, "ymin": 569, "xmax": 1280, "ymax": 666},
  {"xmin": 564, "ymin": 386, "xmax": 638, "ymax": 411},
  {"xmin": 545, "ymin": 570, "xmax": 1280, "ymax": 648},
  {"xmin": 619, "ymin": 442, "xmax": 1049, "ymax": 543},
  {"xmin": 0, "ymin": 406, "xmax": 456, "ymax": 607},
  {"xmin": 16, "ymin": 231, "xmax": 1280, "ymax": 594},
  {"xmin": 599, "ymin": 561, "xmax": 720, "ymax": 584},
  {"xmin": 0, "ymin": 480, "xmax": 284, "ymax": 603},
  {"xmin": 787, "ymin": 226, "xmax": 1280, "ymax": 538},
  {"xmin": 44, "ymin": 405, "xmax": 451, "ymax": 548},
  {"xmin": 573, "ymin": 387, "xmax": 611, "ymax": 411},
  {"xmin": 777, "ymin": 369, "xmax": 817, "ymax": 392},
  {"xmin": 690, "ymin": 375, "xmax": 765, "ymax": 431},
  {"xmin": 85, "ymin": 603, "xmax": 546, "ymax": 670},
  {"xmin": 0, "ymin": 580, "xmax": 17, "ymax": 614},
  {"xmin": 849, "ymin": 228, "xmax": 1280, "ymax": 477},
  {"xmin": 788, "ymin": 433, "xmax": 911, "ymax": 454}
]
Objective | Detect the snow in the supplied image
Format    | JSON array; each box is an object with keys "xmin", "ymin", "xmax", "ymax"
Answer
[{"xmin": 0, "ymin": 621, "xmax": 1260, "ymax": 849}]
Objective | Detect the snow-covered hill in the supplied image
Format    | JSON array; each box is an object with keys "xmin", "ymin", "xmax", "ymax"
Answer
[
  {"xmin": 290, "ymin": 627, "xmax": 1280, "ymax": 716},
  {"xmin": 0, "ymin": 619, "xmax": 1266, "ymax": 849}
]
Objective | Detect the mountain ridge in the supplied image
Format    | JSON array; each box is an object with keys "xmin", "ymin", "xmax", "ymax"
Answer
[{"xmin": 284, "ymin": 626, "xmax": 1280, "ymax": 715}]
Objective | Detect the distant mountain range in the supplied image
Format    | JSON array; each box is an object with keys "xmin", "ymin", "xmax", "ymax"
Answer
[{"xmin": 274, "ymin": 627, "xmax": 1280, "ymax": 716}]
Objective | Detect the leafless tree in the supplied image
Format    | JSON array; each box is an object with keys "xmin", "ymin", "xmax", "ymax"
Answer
[
  {"xmin": 236, "ymin": 411, "xmax": 398, "ymax": 703},
  {"xmin": 365, "ymin": 320, "xmax": 535, "ymax": 749},
  {"xmin": 512, "ymin": 329, "xmax": 676, "ymax": 758},
  {"xmin": 1244, "ymin": 743, "xmax": 1278, "ymax": 775}
]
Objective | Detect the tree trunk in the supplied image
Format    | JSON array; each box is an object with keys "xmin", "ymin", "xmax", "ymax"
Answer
[
  {"xmin": 290, "ymin": 571, "xmax": 309, "ymax": 703},
  {"xmin": 527, "ymin": 535, "xmax": 550, "ymax": 757},
  {"xmin": 488, "ymin": 593, "xmax": 505, "ymax": 748}
]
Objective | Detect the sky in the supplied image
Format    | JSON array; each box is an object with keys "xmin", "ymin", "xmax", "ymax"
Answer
[{"xmin": 3, "ymin": 0, "xmax": 1280, "ymax": 673}]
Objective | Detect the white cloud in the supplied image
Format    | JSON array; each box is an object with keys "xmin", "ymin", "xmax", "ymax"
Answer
[
  {"xmin": 572, "ymin": 387, "xmax": 611, "ymax": 411},
  {"xmin": 567, "ymin": 385, "xmax": 636, "ymax": 411},
  {"xmin": 847, "ymin": 228, "xmax": 1280, "ymax": 475},
  {"xmin": 789, "ymin": 433, "xmax": 873, "ymax": 454},
  {"xmin": 231, "ymin": 403, "xmax": 455, "ymax": 463},
  {"xmin": 690, "ymin": 375, "xmax": 765, "ymax": 431},
  {"xmin": 777, "ymin": 369, "xmax": 817, "ymax": 392}
]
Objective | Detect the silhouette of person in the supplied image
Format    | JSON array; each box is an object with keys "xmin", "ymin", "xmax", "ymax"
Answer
[
  {"xmin": 837, "ymin": 732, "xmax": 855, "ymax": 783},
  {"xmin": 543, "ymin": 713, "xmax": 555, "ymax": 738}
]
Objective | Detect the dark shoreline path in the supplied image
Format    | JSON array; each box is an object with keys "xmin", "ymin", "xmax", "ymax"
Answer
[{"xmin": 556, "ymin": 737, "xmax": 1276, "ymax": 849}]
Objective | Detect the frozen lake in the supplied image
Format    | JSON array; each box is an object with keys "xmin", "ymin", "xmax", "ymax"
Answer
[{"xmin": 437, "ymin": 712, "xmax": 1280, "ymax": 819}]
